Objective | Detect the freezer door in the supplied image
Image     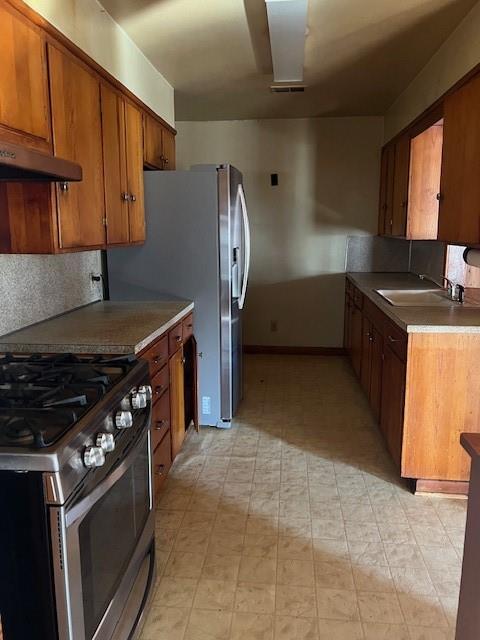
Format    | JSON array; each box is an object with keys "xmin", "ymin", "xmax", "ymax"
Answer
[{"xmin": 218, "ymin": 165, "xmax": 245, "ymax": 422}]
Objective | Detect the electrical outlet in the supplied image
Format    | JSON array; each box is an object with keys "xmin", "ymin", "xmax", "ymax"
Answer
[
  {"xmin": 202, "ymin": 396, "xmax": 211, "ymax": 415},
  {"xmin": 270, "ymin": 320, "xmax": 278, "ymax": 332}
]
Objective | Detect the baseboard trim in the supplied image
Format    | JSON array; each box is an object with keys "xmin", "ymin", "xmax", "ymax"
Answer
[
  {"xmin": 243, "ymin": 345, "xmax": 346, "ymax": 356},
  {"xmin": 414, "ymin": 478, "xmax": 469, "ymax": 497}
]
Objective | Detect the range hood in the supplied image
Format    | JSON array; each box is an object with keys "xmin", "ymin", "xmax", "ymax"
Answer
[{"xmin": 0, "ymin": 141, "xmax": 82, "ymax": 182}]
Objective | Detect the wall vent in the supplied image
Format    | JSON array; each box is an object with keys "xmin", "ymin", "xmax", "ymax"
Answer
[{"xmin": 270, "ymin": 85, "xmax": 306, "ymax": 93}]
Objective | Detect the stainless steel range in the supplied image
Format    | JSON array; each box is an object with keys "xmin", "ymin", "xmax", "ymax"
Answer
[{"xmin": 0, "ymin": 353, "xmax": 155, "ymax": 640}]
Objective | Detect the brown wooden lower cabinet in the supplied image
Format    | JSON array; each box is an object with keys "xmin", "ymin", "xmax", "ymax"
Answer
[
  {"xmin": 138, "ymin": 312, "xmax": 197, "ymax": 499},
  {"xmin": 344, "ymin": 277, "xmax": 480, "ymax": 493}
]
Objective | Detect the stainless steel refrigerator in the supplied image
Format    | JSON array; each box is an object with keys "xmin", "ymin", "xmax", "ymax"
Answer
[{"xmin": 106, "ymin": 164, "xmax": 251, "ymax": 428}]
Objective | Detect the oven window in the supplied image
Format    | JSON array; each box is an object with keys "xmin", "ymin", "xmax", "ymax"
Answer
[{"xmin": 79, "ymin": 439, "xmax": 150, "ymax": 640}]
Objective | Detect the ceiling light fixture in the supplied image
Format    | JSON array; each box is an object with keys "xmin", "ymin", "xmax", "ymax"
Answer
[{"xmin": 265, "ymin": 0, "xmax": 308, "ymax": 83}]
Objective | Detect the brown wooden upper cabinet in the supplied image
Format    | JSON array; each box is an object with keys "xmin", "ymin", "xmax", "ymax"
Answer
[
  {"xmin": 101, "ymin": 84, "xmax": 145, "ymax": 245},
  {"xmin": 0, "ymin": 3, "xmax": 51, "ymax": 152},
  {"xmin": 48, "ymin": 44, "xmax": 106, "ymax": 249},
  {"xmin": 144, "ymin": 114, "xmax": 176, "ymax": 170},
  {"xmin": 438, "ymin": 74, "xmax": 480, "ymax": 245},
  {"xmin": 379, "ymin": 118, "xmax": 443, "ymax": 240}
]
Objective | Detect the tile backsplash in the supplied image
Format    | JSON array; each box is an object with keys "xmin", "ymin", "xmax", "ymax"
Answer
[
  {"xmin": 0, "ymin": 251, "xmax": 103, "ymax": 336},
  {"xmin": 346, "ymin": 235, "xmax": 447, "ymax": 277}
]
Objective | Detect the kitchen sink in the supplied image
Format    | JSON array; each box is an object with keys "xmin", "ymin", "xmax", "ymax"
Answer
[{"xmin": 374, "ymin": 288, "xmax": 457, "ymax": 307}]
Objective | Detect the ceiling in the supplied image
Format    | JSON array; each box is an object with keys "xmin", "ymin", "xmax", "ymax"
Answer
[{"xmin": 100, "ymin": 0, "xmax": 478, "ymax": 121}]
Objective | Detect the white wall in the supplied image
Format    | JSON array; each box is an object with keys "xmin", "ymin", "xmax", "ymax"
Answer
[
  {"xmin": 23, "ymin": 0, "xmax": 174, "ymax": 126},
  {"xmin": 385, "ymin": 0, "xmax": 480, "ymax": 140},
  {"xmin": 177, "ymin": 118, "xmax": 383, "ymax": 348}
]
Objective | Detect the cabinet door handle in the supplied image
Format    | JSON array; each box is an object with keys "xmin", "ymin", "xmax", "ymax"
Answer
[
  {"xmin": 155, "ymin": 385, "xmax": 164, "ymax": 395},
  {"xmin": 175, "ymin": 335, "xmax": 182, "ymax": 342},
  {"xmin": 130, "ymin": 194, "xmax": 137, "ymax": 202},
  {"xmin": 59, "ymin": 181, "xmax": 69, "ymax": 192},
  {"xmin": 388, "ymin": 335, "xmax": 400, "ymax": 343},
  {"xmin": 155, "ymin": 420, "xmax": 166, "ymax": 430},
  {"xmin": 155, "ymin": 464, "xmax": 165, "ymax": 476},
  {"xmin": 436, "ymin": 193, "xmax": 443, "ymax": 201},
  {"xmin": 181, "ymin": 357, "xmax": 186, "ymax": 365},
  {"xmin": 153, "ymin": 355, "xmax": 163, "ymax": 365},
  {"xmin": 121, "ymin": 192, "xmax": 129, "ymax": 201}
]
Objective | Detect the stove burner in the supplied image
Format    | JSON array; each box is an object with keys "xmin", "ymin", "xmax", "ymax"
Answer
[{"xmin": 0, "ymin": 353, "xmax": 137, "ymax": 449}]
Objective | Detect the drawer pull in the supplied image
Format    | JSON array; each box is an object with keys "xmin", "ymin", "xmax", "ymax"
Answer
[
  {"xmin": 388, "ymin": 335, "xmax": 401, "ymax": 343},
  {"xmin": 155, "ymin": 385, "xmax": 164, "ymax": 395},
  {"xmin": 153, "ymin": 355, "xmax": 164, "ymax": 365},
  {"xmin": 155, "ymin": 420, "xmax": 166, "ymax": 430},
  {"xmin": 155, "ymin": 464, "xmax": 165, "ymax": 476},
  {"xmin": 175, "ymin": 335, "xmax": 182, "ymax": 342}
]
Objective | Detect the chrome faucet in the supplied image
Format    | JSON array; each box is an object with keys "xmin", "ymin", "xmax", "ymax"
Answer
[{"xmin": 418, "ymin": 273, "xmax": 465, "ymax": 303}]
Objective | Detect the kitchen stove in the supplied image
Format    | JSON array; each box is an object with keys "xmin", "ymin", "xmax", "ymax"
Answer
[
  {"xmin": 0, "ymin": 353, "xmax": 138, "ymax": 449},
  {"xmin": 0, "ymin": 352, "xmax": 156, "ymax": 640}
]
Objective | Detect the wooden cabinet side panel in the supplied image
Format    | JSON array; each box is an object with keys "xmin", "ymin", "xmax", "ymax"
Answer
[
  {"xmin": 0, "ymin": 3, "xmax": 51, "ymax": 146},
  {"xmin": 100, "ymin": 84, "xmax": 129, "ymax": 245},
  {"xmin": 407, "ymin": 124, "xmax": 442, "ymax": 240},
  {"xmin": 439, "ymin": 75, "xmax": 480, "ymax": 245},
  {"xmin": 48, "ymin": 44, "xmax": 105, "ymax": 249},
  {"xmin": 125, "ymin": 102, "xmax": 145, "ymax": 243},
  {"xmin": 403, "ymin": 333, "xmax": 480, "ymax": 481}
]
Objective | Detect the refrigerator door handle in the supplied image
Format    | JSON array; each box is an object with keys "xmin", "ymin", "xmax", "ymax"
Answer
[{"xmin": 237, "ymin": 183, "xmax": 251, "ymax": 310}]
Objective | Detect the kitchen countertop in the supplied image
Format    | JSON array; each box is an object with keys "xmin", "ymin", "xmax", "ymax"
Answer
[
  {"xmin": 347, "ymin": 272, "xmax": 480, "ymax": 333},
  {"xmin": 0, "ymin": 300, "xmax": 194, "ymax": 354}
]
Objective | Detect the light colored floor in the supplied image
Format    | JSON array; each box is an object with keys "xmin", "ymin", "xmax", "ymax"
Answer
[{"xmin": 142, "ymin": 355, "xmax": 467, "ymax": 640}]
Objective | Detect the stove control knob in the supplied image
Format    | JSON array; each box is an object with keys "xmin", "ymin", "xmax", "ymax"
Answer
[
  {"xmin": 130, "ymin": 389, "xmax": 147, "ymax": 410},
  {"xmin": 96, "ymin": 432, "xmax": 115, "ymax": 452},
  {"xmin": 83, "ymin": 446, "xmax": 105, "ymax": 468},
  {"xmin": 138, "ymin": 385, "xmax": 152, "ymax": 402},
  {"xmin": 115, "ymin": 410, "xmax": 133, "ymax": 429}
]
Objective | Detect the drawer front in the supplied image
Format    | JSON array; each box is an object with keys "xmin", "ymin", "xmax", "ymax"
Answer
[
  {"xmin": 151, "ymin": 391, "xmax": 170, "ymax": 450},
  {"xmin": 182, "ymin": 313, "xmax": 194, "ymax": 342},
  {"xmin": 353, "ymin": 287, "xmax": 364, "ymax": 310},
  {"xmin": 153, "ymin": 430, "xmax": 172, "ymax": 496},
  {"xmin": 383, "ymin": 319, "xmax": 407, "ymax": 361},
  {"xmin": 151, "ymin": 365, "xmax": 169, "ymax": 403},
  {"xmin": 143, "ymin": 335, "xmax": 168, "ymax": 377},
  {"xmin": 168, "ymin": 322, "xmax": 183, "ymax": 355}
]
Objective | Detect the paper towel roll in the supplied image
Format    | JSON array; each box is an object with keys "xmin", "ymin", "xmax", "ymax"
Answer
[{"xmin": 463, "ymin": 248, "xmax": 480, "ymax": 269}]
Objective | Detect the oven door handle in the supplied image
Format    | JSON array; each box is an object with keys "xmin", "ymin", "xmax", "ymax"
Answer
[{"xmin": 65, "ymin": 429, "xmax": 150, "ymax": 528}]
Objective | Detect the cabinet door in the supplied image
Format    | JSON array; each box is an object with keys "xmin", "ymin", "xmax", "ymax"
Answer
[
  {"xmin": 0, "ymin": 4, "xmax": 50, "ymax": 150},
  {"xmin": 100, "ymin": 84, "xmax": 129, "ymax": 245},
  {"xmin": 125, "ymin": 102, "xmax": 145, "ymax": 243},
  {"xmin": 169, "ymin": 348, "xmax": 186, "ymax": 459},
  {"xmin": 360, "ymin": 316, "xmax": 372, "ymax": 395},
  {"xmin": 162, "ymin": 128, "xmax": 176, "ymax": 170},
  {"xmin": 143, "ymin": 114, "xmax": 164, "ymax": 169},
  {"xmin": 378, "ymin": 143, "xmax": 395, "ymax": 235},
  {"xmin": 380, "ymin": 344, "xmax": 406, "ymax": 468},
  {"xmin": 438, "ymin": 75, "xmax": 480, "ymax": 244},
  {"xmin": 391, "ymin": 135, "xmax": 410, "ymax": 237},
  {"xmin": 351, "ymin": 305, "xmax": 363, "ymax": 378},
  {"xmin": 407, "ymin": 124, "xmax": 442, "ymax": 240},
  {"xmin": 48, "ymin": 44, "xmax": 105, "ymax": 249},
  {"xmin": 343, "ymin": 294, "xmax": 352, "ymax": 352},
  {"xmin": 370, "ymin": 326, "xmax": 383, "ymax": 422}
]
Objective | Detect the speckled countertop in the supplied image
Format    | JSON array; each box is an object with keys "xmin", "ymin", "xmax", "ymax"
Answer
[
  {"xmin": 0, "ymin": 300, "xmax": 194, "ymax": 354},
  {"xmin": 347, "ymin": 272, "xmax": 480, "ymax": 333}
]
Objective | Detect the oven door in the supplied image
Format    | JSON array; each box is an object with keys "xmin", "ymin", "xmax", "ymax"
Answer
[{"xmin": 51, "ymin": 428, "xmax": 155, "ymax": 640}]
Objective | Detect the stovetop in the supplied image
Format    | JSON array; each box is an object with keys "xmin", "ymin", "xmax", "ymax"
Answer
[{"xmin": 0, "ymin": 353, "xmax": 137, "ymax": 449}]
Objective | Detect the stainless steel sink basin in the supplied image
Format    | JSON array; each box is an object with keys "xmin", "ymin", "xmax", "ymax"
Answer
[{"xmin": 375, "ymin": 288, "xmax": 456, "ymax": 307}]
